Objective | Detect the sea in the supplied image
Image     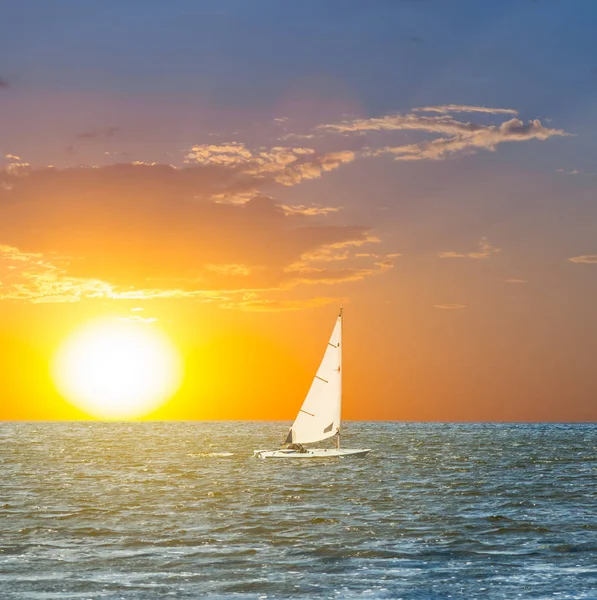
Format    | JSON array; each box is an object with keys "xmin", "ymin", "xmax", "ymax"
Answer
[{"xmin": 1, "ymin": 422, "xmax": 596, "ymax": 600}]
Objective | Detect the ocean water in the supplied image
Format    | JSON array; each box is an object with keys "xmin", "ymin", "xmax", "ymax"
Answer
[{"xmin": 1, "ymin": 422, "xmax": 596, "ymax": 600}]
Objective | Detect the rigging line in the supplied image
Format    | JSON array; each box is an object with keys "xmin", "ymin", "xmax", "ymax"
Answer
[
  {"xmin": 300, "ymin": 409, "xmax": 315, "ymax": 417},
  {"xmin": 315, "ymin": 375, "xmax": 328, "ymax": 383}
]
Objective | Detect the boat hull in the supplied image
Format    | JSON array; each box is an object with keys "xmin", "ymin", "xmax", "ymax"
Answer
[{"xmin": 253, "ymin": 448, "xmax": 371, "ymax": 459}]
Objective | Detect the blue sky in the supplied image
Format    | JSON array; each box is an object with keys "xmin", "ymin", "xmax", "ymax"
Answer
[{"xmin": 3, "ymin": 1, "xmax": 597, "ymax": 137}]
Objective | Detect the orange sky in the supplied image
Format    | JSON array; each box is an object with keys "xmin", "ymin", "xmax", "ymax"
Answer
[{"xmin": 1, "ymin": 3, "xmax": 597, "ymax": 422}]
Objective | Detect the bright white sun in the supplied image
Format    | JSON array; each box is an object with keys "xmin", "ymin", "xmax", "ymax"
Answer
[{"xmin": 51, "ymin": 319, "xmax": 183, "ymax": 419}]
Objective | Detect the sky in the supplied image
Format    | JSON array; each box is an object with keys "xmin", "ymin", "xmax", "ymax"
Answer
[{"xmin": 1, "ymin": 0, "xmax": 596, "ymax": 421}]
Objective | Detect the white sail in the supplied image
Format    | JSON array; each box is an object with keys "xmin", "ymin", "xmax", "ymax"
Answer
[{"xmin": 286, "ymin": 311, "xmax": 342, "ymax": 445}]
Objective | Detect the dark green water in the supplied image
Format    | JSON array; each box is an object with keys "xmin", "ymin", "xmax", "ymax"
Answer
[{"xmin": 1, "ymin": 422, "xmax": 596, "ymax": 599}]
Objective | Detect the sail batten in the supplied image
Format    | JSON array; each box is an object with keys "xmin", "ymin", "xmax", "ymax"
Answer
[{"xmin": 289, "ymin": 313, "xmax": 342, "ymax": 444}]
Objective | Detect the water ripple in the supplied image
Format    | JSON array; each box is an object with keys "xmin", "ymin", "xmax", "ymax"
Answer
[{"xmin": 1, "ymin": 422, "xmax": 596, "ymax": 599}]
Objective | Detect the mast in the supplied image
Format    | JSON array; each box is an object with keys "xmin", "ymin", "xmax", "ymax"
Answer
[{"xmin": 338, "ymin": 306, "xmax": 342, "ymax": 449}]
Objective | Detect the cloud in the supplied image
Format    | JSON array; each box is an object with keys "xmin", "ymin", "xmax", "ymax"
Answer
[
  {"xmin": 212, "ymin": 193, "xmax": 341, "ymax": 217},
  {"xmin": 279, "ymin": 133, "xmax": 317, "ymax": 141},
  {"xmin": 439, "ymin": 237, "xmax": 500, "ymax": 259},
  {"xmin": 284, "ymin": 265, "xmax": 385, "ymax": 285},
  {"xmin": 119, "ymin": 315, "xmax": 158, "ymax": 323},
  {"xmin": 0, "ymin": 244, "xmax": 43, "ymax": 263},
  {"xmin": 76, "ymin": 126, "xmax": 119, "ymax": 141},
  {"xmin": 568, "ymin": 255, "xmax": 597, "ymax": 264},
  {"xmin": 0, "ymin": 162, "xmax": 385, "ymax": 305},
  {"xmin": 279, "ymin": 204, "xmax": 342, "ymax": 216},
  {"xmin": 204, "ymin": 263, "xmax": 252, "ymax": 276},
  {"xmin": 503, "ymin": 278, "xmax": 527, "ymax": 284},
  {"xmin": 3, "ymin": 162, "xmax": 31, "ymax": 175},
  {"xmin": 222, "ymin": 295, "xmax": 344, "ymax": 312},
  {"xmin": 0, "ymin": 244, "xmax": 116, "ymax": 303},
  {"xmin": 290, "ymin": 235, "xmax": 382, "ymax": 265},
  {"xmin": 105, "ymin": 150, "xmax": 132, "ymax": 157},
  {"xmin": 318, "ymin": 113, "xmax": 531, "ymax": 135},
  {"xmin": 413, "ymin": 104, "xmax": 518, "ymax": 115},
  {"xmin": 0, "ymin": 245, "xmax": 254, "ymax": 304},
  {"xmin": 0, "ymin": 244, "xmax": 350, "ymax": 312},
  {"xmin": 184, "ymin": 143, "xmax": 355, "ymax": 186},
  {"xmin": 434, "ymin": 304, "xmax": 466, "ymax": 310},
  {"xmin": 3, "ymin": 153, "xmax": 21, "ymax": 161},
  {"xmin": 185, "ymin": 142, "xmax": 254, "ymax": 166},
  {"xmin": 283, "ymin": 237, "xmax": 397, "ymax": 285},
  {"xmin": 0, "ymin": 78, "xmax": 8, "ymax": 89},
  {"xmin": 210, "ymin": 191, "xmax": 259, "ymax": 206},
  {"xmin": 378, "ymin": 118, "xmax": 567, "ymax": 161},
  {"xmin": 556, "ymin": 168, "xmax": 582, "ymax": 175},
  {"xmin": 318, "ymin": 110, "xmax": 567, "ymax": 161}
]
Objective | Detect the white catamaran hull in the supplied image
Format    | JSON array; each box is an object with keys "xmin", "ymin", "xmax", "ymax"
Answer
[{"xmin": 254, "ymin": 448, "xmax": 371, "ymax": 459}]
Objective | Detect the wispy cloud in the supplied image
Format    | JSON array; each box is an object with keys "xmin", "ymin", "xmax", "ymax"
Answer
[
  {"xmin": 3, "ymin": 162, "xmax": 31, "ymax": 175},
  {"xmin": 204, "ymin": 263, "xmax": 252, "ymax": 276},
  {"xmin": 377, "ymin": 119, "xmax": 566, "ymax": 161},
  {"xmin": 3, "ymin": 153, "xmax": 21, "ymax": 161},
  {"xmin": 222, "ymin": 295, "xmax": 345, "ymax": 312},
  {"xmin": 279, "ymin": 204, "xmax": 342, "ymax": 216},
  {"xmin": 317, "ymin": 108, "xmax": 567, "ymax": 162},
  {"xmin": 0, "ymin": 163, "xmax": 387, "ymax": 305},
  {"xmin": 105, "ymin": 150, "xmax": 132, "ymax": 157},
  {"xmin": 279, "ymin": 132, "xmax": 317, "ymax": 141},
  {"xmin": 209, "ymin": 193, "xmax": 341, "ymax": 218},
  {"xmin": 119, "ymin": 315, "xmax": 158, "ymax": 323},
  {"xmin": 7, "ymin": 103, "xmax": 555, "ymax": 309},
  {"xmin": 284, "ymin": 264, "xmax": 391, "ymax": 286},
  {"xmin": 434, "ymin": 304, "xmax": 466, "ymax": 310},
  {"xmin": 413, "ymin": 104, "xmax": 518, "ymax": 115},
  {"xmin": 184, "ymin": 143, "xmax": 355, "ymax": 186},
  {"xmin": 283, "ymin": 235, "xmax": 397, "ymax": 286},
  {"xmin": 568, "ymin": 255, "xmax": 597, "ymax": 264},
  {"xmin": 439, "ymin": 237, "xmax": 500, "ymax": 259},
  {"xmin": 291, "ymin": 235, "xmax": 382, "ymax": 265},
  {"xmin": 319, "ymin": 113, "xmax": 550, "ymax": 136},
  {"xmin": 503, "ymin": 278, "xmax": 527, "ymax": 284},
  {"xmin": 0, "ymin": 244, "xmax": 115, "ymax": 303},
  {"xmin": 556, "ymin": 168, "xmax": 582, "ymax": 175},
  {"xmin": 0, "ymin": 245, "xmax": 242, "ymax": 304},
  {"xmin": 0, "ymin": 78, "xmax": 9, "ymax": 89}
]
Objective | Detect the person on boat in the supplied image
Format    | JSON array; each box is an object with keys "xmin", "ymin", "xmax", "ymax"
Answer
[{"xmin": 283, "ymin": 442, "xmax": 307, "ymax": 453}]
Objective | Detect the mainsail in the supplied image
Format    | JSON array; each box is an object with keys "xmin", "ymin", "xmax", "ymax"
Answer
[{"xmin": 285, "ymin": 310, "xmax": 342, "ymax": 444}]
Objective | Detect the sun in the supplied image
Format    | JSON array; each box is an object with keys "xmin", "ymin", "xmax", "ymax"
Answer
[{"xmin": 51, "ymin": 319, "xmax": 183, "ymax": 419}]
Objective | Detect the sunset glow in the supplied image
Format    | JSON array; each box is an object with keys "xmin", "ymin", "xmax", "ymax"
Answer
[
  {"xmin": 51, "ymin": 320, "xmax": 183, "ymax": 419},
  {"xmin": 1, "ymin": 1, "xmax": 596, "ymax": 422}
]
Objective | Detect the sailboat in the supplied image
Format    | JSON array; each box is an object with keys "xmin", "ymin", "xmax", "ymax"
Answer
[{"xmin": 254, "ymin": 308, "xmax": 371, "ymax": 459}]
